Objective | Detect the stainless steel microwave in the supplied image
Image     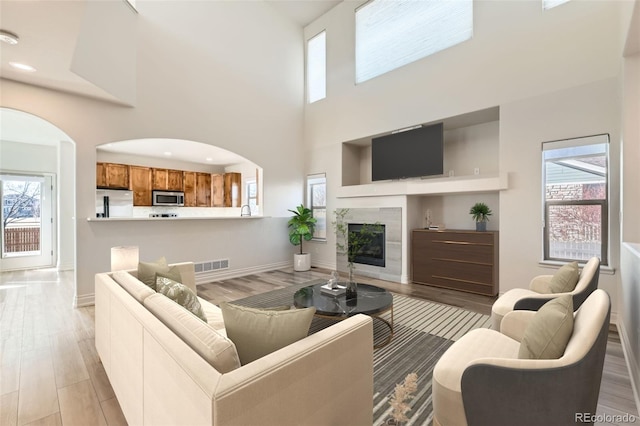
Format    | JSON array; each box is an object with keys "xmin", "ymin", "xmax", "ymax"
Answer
[{"xmin": 152, "ymin": 190, "xmax": 185, "ymax": 206}]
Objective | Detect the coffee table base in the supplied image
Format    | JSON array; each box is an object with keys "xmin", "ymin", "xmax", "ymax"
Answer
[{"xmin": 314, "ymin": 304, "xmax": 394, "ymax": 349}]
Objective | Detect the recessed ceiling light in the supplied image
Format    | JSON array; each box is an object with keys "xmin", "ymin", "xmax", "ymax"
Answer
[
  {"xmin": 164, "ymin": 151, "xmax": 172, "ymax": 156},
  {"xmin": 9, "ymin": 62, "xmax": 36, "ymax": 72},
  {"xmin": 206, "ymin": 157, "xmax": 213, "ymax": 162},
  {"xmin": 0, "ymin": 30, "xmax": 19, "ymax": 45}
]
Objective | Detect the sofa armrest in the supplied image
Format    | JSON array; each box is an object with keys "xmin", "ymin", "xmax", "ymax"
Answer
[
  {"xmin": 512, "ymin": 292, "xmax": 562, "ymax": 311},
  {"xmin": 500, "ymin": 310, "xmax": 537, "ymax": 342},
  {"xmin": 213, "ymin": 314, "xmax": 374, "ymax": 426},
  {"xmin": 529, "ymin": 275, "xmax": 553, "ymax": 293}
]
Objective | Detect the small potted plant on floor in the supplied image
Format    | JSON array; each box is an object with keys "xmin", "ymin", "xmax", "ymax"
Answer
[
  {"xmin": 469, "ymin": 202, "xmax": 492, "ymax": 231},
  {"xmin": 288, "ymin": 204, "xmax": 317, "ymax": 271}
]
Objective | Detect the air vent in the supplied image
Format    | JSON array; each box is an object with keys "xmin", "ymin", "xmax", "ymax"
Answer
[{"xmin": 194, "ymin": 259, "xmax": 230, "ymax": 274}]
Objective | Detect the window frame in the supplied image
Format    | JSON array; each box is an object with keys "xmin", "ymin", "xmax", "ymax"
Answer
[
  {"xmin": 306, "ymin": 30, "xmax": 327, "ymax": 104},
  {"xmin": 355, "ymin": 0, "xmax": 473, "ymax": 84},
  {"xmin": 541, "ymin": 134, "xmax": 609, "ymax": 266},
  {"xmin": 306, "ymin": 173, "xmax": 327, "ymax": 241}
]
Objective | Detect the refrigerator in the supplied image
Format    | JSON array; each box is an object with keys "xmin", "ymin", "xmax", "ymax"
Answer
[{"xmin": 96, "ymin": 189, "xmax": 134, "ymax": 218}]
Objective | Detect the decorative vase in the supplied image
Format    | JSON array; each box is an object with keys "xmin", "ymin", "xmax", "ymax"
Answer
[
  {"xmin": 346, "ymin": 267, "xmax": 357, "ymax": 302},
  {"xmin": 475, "ymin": 221, "xmax": 487, "ymax": 232},
  {"xmin": 293, "ymin": 253, "xmax": 311, "ymax": 271}
]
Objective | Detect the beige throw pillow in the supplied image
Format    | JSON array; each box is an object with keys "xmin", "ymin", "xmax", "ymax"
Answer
[
  {"xmin": 518, "ymin": 295, "xmax": 574, "ymax": 359},
  {"xmin": 220, "ymin": 302, "xmax": 316, "ymax": 365},
  {"xmin": 156, "ymin": 274, "xmax": 207, "ymax": 322},
  {"xmin": 548, "ymin": 261, "xmax": 579, "ymax": 293},
  {"xmin": 138, "ymin": 257, "xmax": 169, "ymax": 290}
]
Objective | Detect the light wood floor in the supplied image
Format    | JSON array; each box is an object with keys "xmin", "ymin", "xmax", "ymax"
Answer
[{"xmin": 1, "ymin": 267, "xmax": 637, "ymax": 426}]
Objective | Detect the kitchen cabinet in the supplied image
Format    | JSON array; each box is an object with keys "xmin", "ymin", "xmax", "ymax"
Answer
[
  {"xmin": 196, "ymin": 173, "xmax": 211, "ymax": 207},
  {"xmin": 211, "ymin": 174, "xmax": 224, "ymax": 207},
  {"xmin": 152, "ymin": 168, "xmax": 184, "ymax": 191},
  {"xmin": 183, "ymin": 172, "xmax": 197, "ymax": 207},
  {"xmin": 224, "ymin": 172, "xmax": 242, "ymax": 207},
  {"xmin": 96, "ymin": 162, "xmax": 129, "ymax": 190},
  {"xmin": 130, "ymin": 166, "xmax": 153, "ymax": 206},
  {"xmin": 412, "ymin": 229, "xmax": 499, "ymax": 296}
]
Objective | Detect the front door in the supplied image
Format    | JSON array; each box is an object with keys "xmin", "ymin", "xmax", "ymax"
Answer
[{"xmin": 0, "ymin": 174, "xmax": 55, "ymax": 270}]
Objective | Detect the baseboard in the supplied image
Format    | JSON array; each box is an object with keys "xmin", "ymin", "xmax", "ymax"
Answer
[
  {"xmin": 74, "ymin": 293, "xmax": 95, "ymax": 308},
  {"xmin": 311, "ymin": 259, "xmax": 336, "ymax": 271},
  {"xmin": 618, "ymin": 320, "xmax": 640, "ymax": 415},
  {"xmin": 57, "ymin": 262, "xmax": 74, "ymax": 271},
  {"xmin": 195, "ymin": 261, "xmax": 291, "ymax": 285}
]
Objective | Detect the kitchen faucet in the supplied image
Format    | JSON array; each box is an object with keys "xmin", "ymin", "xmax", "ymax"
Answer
[{"xmin": 240, "ymin": 204, "xmax": 251, "ymax": 217}]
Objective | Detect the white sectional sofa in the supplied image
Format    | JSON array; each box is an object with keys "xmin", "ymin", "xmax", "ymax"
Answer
[{"xmin": 95, "ymin": 262, "xmax": 374, "ymax": 426}]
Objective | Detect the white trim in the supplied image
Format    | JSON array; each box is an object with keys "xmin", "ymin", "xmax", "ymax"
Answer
[
  {"xmin": 311, "ymin": 259, "xmax": 336, "ymax": 271},
  {"xmin": 74, "ymin": 293, "xmax": 94, "ymax": 307},
  {"xmin": 57, "ymin": 261, "xmax": 75, "ymax": 271},
  {"xmin": 618, "ymin": 320, "xmax": 640, "ymax": 416}
]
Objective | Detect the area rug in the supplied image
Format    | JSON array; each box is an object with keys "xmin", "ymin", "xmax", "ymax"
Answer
[{"xmin": 227, "ymin": 279, "xmax": 491, "ymax": 426}]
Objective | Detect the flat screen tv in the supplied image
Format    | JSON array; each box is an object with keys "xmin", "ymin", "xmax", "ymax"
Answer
[{"xmin": 371, "ymin": 122, "xmax": 444, "ymax": 181}]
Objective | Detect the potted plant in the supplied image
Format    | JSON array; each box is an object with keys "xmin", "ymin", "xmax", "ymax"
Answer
[
  {"xmin": 332, "ymin": 208, "xmax": 382, "ymax": 299},
  {"xmin": 288, "ymin": 204, "xmax": 317, "ymax": 271},
  {"xmin": 469, "ymin": 202, "xmax": 492, "ymax": 231}
]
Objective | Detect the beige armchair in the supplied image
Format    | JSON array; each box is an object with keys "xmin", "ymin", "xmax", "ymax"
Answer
[
  {"xmin": 491, "ymin": 256, "xmax": 600, "ymax": 330},
  {"xmin": 432, "ymin": 289, "xmax": 610, "ymax": 426}
]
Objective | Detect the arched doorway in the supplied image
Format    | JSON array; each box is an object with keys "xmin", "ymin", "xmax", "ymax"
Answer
[{"xmin": 0, "ymin": 108, "xmax": 76, "ymax": 279}]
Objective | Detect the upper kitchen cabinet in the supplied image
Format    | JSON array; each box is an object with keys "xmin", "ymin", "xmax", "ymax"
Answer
[
  {"xmin": 211, "ymin": 174, "xmax": 224, "ymax": 207},
  {"xmin": 196, "ymin": 173, "xmax": 212, "ymax": 207},
  {"xmin": 130, "ymin": 166, "xmax": 153, "ymax": 206},
  {"xmin": 153, "ymin": 168, "xmax": 184, "ymax": 191},
  {"xmin": 183, "ymin": 171, "xmax": 197, "ymax": 207},
  {"xmin": 96, "ymin": 162, "xmax": 129, "ymax": 190},
  {"xmin": 224, "ymin": 172, "xmax": 242, "ymax": 207}
]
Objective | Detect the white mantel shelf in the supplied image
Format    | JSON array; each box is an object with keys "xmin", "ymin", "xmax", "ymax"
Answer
[
  {"xmin": 87, "ymin": 216, "xmax": 269, "ymax": 222},
  {"xmin": 336, "ymin": 172, "xmax": 509, "ymax": 198}
]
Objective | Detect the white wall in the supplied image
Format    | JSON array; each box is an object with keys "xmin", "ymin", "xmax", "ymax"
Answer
[
  {"xmin": 303, "ymin": 0, "xmax": 629, "ymax": 313},
  {"xmin": 500, "ymin": 78, "xmax": 621, "ymax": 306},
  {"xmin": 0, "ymin": 0, "xmax": 304, "ymax": 305}
]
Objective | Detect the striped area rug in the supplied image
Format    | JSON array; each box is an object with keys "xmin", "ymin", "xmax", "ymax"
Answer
[{"xmin": 229, "ymin": 280, "xmax": 491, "ymax": 426}]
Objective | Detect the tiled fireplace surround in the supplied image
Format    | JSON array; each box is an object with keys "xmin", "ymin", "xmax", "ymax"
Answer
[{"xmin": 336, "ymin": 207, "xmax": 402, "ymax": 283}]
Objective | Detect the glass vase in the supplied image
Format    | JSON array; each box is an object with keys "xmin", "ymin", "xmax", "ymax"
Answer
[{"xmin": 346, "ymin": 266, "xmax": 357, "ymax": 301}]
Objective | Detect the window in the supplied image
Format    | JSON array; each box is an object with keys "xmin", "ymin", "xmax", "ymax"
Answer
[
  {"xmin": 542, "ymin": 134, "xmax": 609, "ymax": 265},
  {"xmin": 307, "ymin": 31, "xmax": 326, "ymax": 103},
  {"xmin": 355, "ymin": 0, "xmax": 473, "ymax": 84},
  {"xmin": 543, "ymin": 0, "xmax": 570, "ymax": 10},
  {"xmin": 246, "ymin": 179, "xmax": 257, "ymax": 214},
  {"xmin": 306, "ymin": 173, "xmax": 326, "ymax": 240}
]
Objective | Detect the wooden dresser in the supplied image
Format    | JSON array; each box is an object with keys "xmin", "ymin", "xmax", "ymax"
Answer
[{"xmin": 411, "ymin": 229, "xmax": 499, "ymax": 296}]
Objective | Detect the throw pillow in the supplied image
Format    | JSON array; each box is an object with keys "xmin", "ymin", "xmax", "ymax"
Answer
[
  {"xmin": 518, "ymin": 295, "xmax": 574, "ymax": 359},
  {"xmin": 138, "ymin": 257, "xmax": 170, "ymax": 290},
  {"xmin": 155, "ymin": 274, "xmax": 207, "ymax": 322},
  {"xmin": 220, "ymin": 302, "xmax": 316, "ymax": 365},
  {"xmin": 548, "ymin": 261, "xmax": 579, "ymax": 293}
]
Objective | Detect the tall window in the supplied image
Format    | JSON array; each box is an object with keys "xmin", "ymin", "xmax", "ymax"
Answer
[
  {"xmin": 306, "ymin": 173, "xmax": 326, "ymax": 240},
  {"xmin": 543, "ymin": 0, "xmax": 570, "ymax": 10},
  {"xmin": 307, "ymin": 31, "xmax": 326, "ymax": 103},
  {"xmin": 355, "ymin": 0, "xmax": 473, "ymax": 84},
  {"xmin": 542, "ymin": 134, "xmax": 609, "ymax": 265}
]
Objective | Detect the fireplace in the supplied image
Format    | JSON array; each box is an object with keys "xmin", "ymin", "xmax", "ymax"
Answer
[{"xmin": 348, "ymin": 223, "xmax": 386, "ymax": 267}]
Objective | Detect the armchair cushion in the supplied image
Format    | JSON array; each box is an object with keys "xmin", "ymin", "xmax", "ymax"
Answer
[
  {"xmin": 518, "ymin": 295, "xmax": 573, "ymax": 359},
  {"xmin": 548, "ymin": 261, "xmax": 579, "ymax": 293}
]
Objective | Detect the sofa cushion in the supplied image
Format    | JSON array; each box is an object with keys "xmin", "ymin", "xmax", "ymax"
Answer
[
  {"xmin": 138, "ymin": 257, "xmax": 169, "ymax": 290},
  {"xmin": 144, "ymin": 293, "xmax": 241, "ymax": 373},
  {"xmin": 220, "ymin": 302, "xmax": 316, "ymax": 365},
  {"xmin": 156, "ymin": 274, "xmax": 207, "ymax": 322},
  {"xmin": 548, "ymin": 261, "xmax": 579, "ymax": 293},
  {"xmin": 518, "ymin": 295, "xmax": 574, "ymax": 359},
  {"xmin": 111, "ymin": 270, "xmax": 155, "ymax": 303}
]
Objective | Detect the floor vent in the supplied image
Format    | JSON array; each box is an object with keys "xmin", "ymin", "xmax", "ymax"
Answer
[{"xmin": 194, "ymin": 259, "xmax": 230, "ymax": 274}]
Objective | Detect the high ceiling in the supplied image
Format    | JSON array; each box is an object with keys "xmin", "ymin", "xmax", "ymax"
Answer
[{"xmin": 0, "ymin": 0, "xmax": 342, "ymax": 161}]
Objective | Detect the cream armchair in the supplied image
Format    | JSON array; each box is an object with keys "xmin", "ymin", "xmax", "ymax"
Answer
[
  {"xmin": 491, "ymin": 257, "xmax": 600, "ymax": 330},
  {"xmin": 432, "ymin": 289, "xmax": 610, "ymax": 426}
]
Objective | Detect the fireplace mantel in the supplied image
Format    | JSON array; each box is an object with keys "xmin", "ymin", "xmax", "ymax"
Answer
[{"xmin": 336, "ymin": 172, "xmax": 508, "ymax": 199}]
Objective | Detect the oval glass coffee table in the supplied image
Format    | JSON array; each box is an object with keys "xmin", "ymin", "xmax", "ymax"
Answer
[{"xmin": 293, "ymin": 282, "xmax": 394, "ymax": 348}]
